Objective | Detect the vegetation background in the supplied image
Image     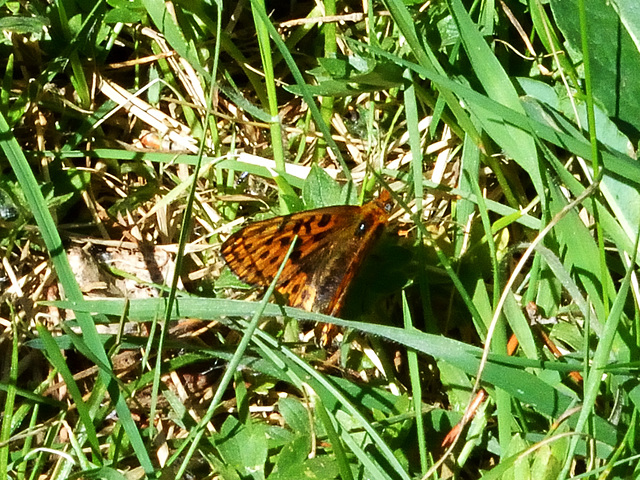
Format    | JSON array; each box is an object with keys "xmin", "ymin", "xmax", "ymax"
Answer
[{"xmin": 0, "ymin": 0, "xmax": 639, "ymax": 478}]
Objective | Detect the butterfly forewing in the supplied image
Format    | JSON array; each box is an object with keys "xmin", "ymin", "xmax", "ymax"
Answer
[
  {"xmin": 221, "ymin": 205, "xmax": 362, "ymax": 285},
  {"xmin": 221, "ymin": 191, "xmax": 393, "ymax": 316}
]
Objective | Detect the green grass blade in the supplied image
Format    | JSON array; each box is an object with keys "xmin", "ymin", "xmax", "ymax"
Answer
[{"xmin": 0, "ymin": 113, "xmax": 155, "ymax": 474}]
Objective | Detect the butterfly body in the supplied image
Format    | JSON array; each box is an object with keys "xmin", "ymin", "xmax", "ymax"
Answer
[{"xmin": 221, "ymin": 191, "xmax": 393, "ymax": 317}]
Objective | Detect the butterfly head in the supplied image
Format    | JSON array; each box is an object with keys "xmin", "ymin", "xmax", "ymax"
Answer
[{"xmin": 375, "ymin": 190, "xmax": 395, "ymax": 215}]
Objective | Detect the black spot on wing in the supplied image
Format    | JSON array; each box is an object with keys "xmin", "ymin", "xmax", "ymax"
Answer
[
  {"xmin": 292, "ymin": 219, "xmax": 305, "ymax": 234},
  {"xmin": 290, "ymin": 216, "xmax": 317, "ymax": 235},
  {"xmin": 317, "ymin": 214, "xmax": 332, "ymax": 228},
  {"xmin": 279, "ymin": 236, "xmax": 293, "ymax": 248},
  {"xmin": 312, "ymin": 231, "xmax": 329, "ymax": 243},
  {"xmin": 302, "ymin": 218, "xmax": 314, "ymax": 234},
  {"xmin": 289, "ymin": 249, "xmax": 302, "ymax": 263}
]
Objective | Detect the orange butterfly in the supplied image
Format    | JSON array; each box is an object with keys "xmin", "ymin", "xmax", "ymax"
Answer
[{"xmin": 221, "ymin": 190, "xmax": 394, "ymax": 321}]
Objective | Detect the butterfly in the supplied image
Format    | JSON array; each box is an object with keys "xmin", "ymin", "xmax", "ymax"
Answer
[{"xmin": 221, "ymin": 190, "xmax": 394, "ymax": 324}]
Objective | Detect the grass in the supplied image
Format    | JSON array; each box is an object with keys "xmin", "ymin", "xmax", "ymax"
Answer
[{"xmin": 1, "ymin": 0, "xmax": 640, "ymax": 478}]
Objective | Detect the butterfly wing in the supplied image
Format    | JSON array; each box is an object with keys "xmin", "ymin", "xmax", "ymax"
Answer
[
  {"xmin": 221, "ymin": 204, "xmax": 360, "ymax": 287},
  {"xmin": 221, "ymin": 191, "xmax": 393, "ymax": 316}
]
